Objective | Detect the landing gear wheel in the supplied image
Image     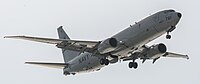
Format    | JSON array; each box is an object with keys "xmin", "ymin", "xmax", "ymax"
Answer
[
  {"xmin": 133, "ymin": 62, "xmax": 138, "ymax": 69},
  {"xmin": 128, "ymin": 62, "xmax": 138, "ymax": 69},
  {"xmin": 104, "ymin": 59, "xmax": 109, "ymax": 65},
  {"xmin": 128, "ymin": 62, "xmax": 133, "ymax": 68},
  {"xmin": 100, "ymin": 59, "xmax": 105, "ymax": 65},
  {"xmin": 100, "ymin": 59, "xmax": 109, "ymax": 65},
  {"xmin": 72, "ymin": 73, "xmax": 76, "ymax": 75},
  {"xmin": 166, "ymin": 34, "xmax": 171, "ymax": 39},
  {"xmin": 64, "ymin": 71, "xmax": 70, "ymax": 76}
]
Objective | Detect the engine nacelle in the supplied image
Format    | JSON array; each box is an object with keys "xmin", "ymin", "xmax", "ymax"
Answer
[
  {"xmin": 98, "ymin": 38, "xmax": 118, "ymax": 54},
  {"xmin": 144, "ymin": 43, "xmax": 167, "ymax": 58}
]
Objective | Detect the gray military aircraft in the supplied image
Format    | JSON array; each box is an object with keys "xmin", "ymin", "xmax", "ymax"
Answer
[{"xmin": 5, "ymin": 9, "xmax": 188, "ymax": 76}]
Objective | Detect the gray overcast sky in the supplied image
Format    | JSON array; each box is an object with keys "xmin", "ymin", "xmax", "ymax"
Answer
[{"xmin": 0, "ymin": 0, "xmax": 199, "ymax": 84}]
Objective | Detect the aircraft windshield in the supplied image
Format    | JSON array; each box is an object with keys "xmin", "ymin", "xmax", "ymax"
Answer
[{"xmin": 163, "ymin": 10, "xmax": 175, "ymax": 14}]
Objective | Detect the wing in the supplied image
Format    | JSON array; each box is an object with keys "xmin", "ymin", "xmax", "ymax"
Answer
[
  {"xmin": 4, "ymin": 35, "xmax": 100, "ymax": 53},
  {"xmin": 122, "ymin": 44, "xmax": 189, "ymax": 63},
  {"xmin": 162, "ymin": 52, "xmax": 189, "ymax": 59},
  {"xmin": 25, "ymin": 62, "xmax": 69, "ymax": 69},
  {"xmin": 4, "ymin": 36, "xmax": 63, "ymax": 44}
]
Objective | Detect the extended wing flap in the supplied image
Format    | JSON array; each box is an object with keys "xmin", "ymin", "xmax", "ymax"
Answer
[
  {"xmin": 162, "ymin": 52, "xmax": 189, "ymax": 59},
  {"xmin": 25, "ymin": 62, "xmax": 68, "ymax": 69}
]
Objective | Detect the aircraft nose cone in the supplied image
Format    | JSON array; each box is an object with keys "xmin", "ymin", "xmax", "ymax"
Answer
[{"xmin": 177, "ymin": 13, "xmax": 182, "ymax": 18}]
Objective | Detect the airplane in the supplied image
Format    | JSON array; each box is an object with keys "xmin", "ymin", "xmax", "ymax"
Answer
[{"xmin": 4, "ymin": 9, "xmax": 189, "ymax": 76}]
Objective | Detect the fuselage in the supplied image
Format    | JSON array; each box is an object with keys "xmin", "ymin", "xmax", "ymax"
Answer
[{"xmin": 63, "ymin": 9, "xmax": 182, "ymax": 74}]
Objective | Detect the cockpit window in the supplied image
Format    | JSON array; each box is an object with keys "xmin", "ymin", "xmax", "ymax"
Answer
[{"xmin": 163, "ymin": 10, "xmax": 175, "ymax": 14}]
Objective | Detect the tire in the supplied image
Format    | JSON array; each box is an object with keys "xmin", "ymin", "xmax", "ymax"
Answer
[
  {"xmin": 166, "ymin": 35, "xmax": 171, "ymax": 39},
  {"xmin": 128, "ymin": 62, "xmax": 133, "ymax": 68},
  {"xmin": 104, "ymin": 59, "xmax": 109, "ymax": 65},
  {"xmin": 133, "ymin": 62, "xmax": 138, "ymax": 69},
  {"xmin": 100, "ymin": 59, "xmax": 105, "ymax": 65}
]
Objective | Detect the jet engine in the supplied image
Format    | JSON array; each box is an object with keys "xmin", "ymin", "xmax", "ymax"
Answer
[
  {"xmin": 98, "ymin": 38, "xmax": 118, "ymax": 54},
  {"xmin": 143, "ymin": 43, "xmax": 167, "ymax": 58}
]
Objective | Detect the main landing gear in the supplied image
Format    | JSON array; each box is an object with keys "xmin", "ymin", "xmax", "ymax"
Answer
[
  {"xmin": 64, "ymin": 71, "xmax": 76, "ymax": 76},
  {"xmin": 128, "ymin": 59, "xmax": 138, "ymax": 69},
  {"xmin": 64, "ymin": 71, "xmax": 70, "ymax": 76},
  {"xmin": 100, "ymin": 58, "xmax": 109, "ymax": 65},
  {"xmin": 128, "ymin": 62, "xmax": 138, "ymax": 69}
]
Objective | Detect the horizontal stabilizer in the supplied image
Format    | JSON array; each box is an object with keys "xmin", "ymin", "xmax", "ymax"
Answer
[{"xmin": 25, "ymin": 62, "xmax": 69, "ymax": 69}]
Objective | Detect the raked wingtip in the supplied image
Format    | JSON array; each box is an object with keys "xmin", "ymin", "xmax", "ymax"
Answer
[
  {"xmin": 4, "ymin": 36, "xmax": 13, "ymax": 38},
  {"xmin": 3, "ymin": 36, "xmax": 8, "ymax": 38},
  {"xmin": 186, "ymin": 55, "xmax": 189, "ymax": 60}
]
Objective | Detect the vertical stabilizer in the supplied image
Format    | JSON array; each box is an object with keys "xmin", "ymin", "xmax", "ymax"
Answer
[{"xmin": 57, "ymin": 26, "xmax": 79, "ymax": 63}]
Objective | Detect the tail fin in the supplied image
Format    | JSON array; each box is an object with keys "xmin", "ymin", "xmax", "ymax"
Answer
[{"xmin": 57, "ymin": 26, "xmax": 79, "ymax": 63}]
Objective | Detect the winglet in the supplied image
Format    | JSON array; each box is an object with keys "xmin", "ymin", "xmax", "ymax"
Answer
[{"xmin": 4, "ymin": 36, "xmax": 20, "ymax": 38}]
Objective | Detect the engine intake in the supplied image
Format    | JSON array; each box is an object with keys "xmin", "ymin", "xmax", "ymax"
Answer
[
  {"xmin": 141, "ymin": 43, "xmax": 167, "ymax": 59},
  {"xmin": 150, "ymin": 43, "xmax": 167, "ymax": 54},
  {"xmin": 109, "ymin": 38, "xmax": 118, "ymax": 47},
  {"xmin": 157, "ymin": 43, "xmax": 167, "ymax": 53},
  {"xmin": 98, "ymin": 38, "xmax": 118, "ymax": 54}
]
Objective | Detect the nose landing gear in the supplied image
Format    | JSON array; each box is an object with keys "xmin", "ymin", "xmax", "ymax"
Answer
[
  {"xmin": 166, "ymin": 33, "xmax": 171, "ymax": 39},
  {"xmin": 166, "ymin": 26, "xmax": 176, "ymax": 39}
]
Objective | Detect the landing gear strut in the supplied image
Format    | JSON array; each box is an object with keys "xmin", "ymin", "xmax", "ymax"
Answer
[{"xmin": 100, "ymin": 58, "xmax": 109, "ymax": 65}]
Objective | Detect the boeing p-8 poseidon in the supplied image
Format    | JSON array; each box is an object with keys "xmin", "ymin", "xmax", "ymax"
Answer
[{"xmin": 5, "ymin": 9, "xmax": 188, "ymax": 76}]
